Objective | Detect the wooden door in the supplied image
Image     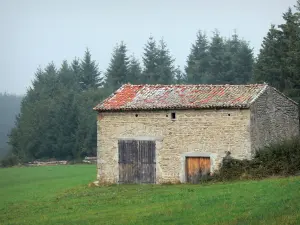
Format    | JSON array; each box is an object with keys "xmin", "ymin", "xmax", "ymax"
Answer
[
  {"xmin": 138, "ymin": 140, "xmax": 156, "ymax": 183},
  {"xmin": 118, "ymin": 140, "xmax": 156, "ymax": 184},
  {"xmin": 118, "ymin": 140, "xmax": 138, "ymax": 183},
  {"xmin": 186, "ymin": 157, "xmax": 210, "ymax": 183}
]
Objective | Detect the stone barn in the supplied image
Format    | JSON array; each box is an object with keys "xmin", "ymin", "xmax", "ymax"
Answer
[{"xmin": 93, "ymin": 84, "xmax": 299, "ymax": 184}]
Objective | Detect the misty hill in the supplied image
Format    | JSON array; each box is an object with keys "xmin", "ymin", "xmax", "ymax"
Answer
[{"xmin": 0, "ymin": 93, "xmax": 22, "ymax": 159}]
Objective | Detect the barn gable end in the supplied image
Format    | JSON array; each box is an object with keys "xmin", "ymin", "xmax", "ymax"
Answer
[{"xmin": 250, "ymin": 86, "xmax": 299, "ymax": 152}]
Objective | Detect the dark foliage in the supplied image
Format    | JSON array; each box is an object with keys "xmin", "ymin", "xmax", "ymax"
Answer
[
  {"xmin": 0, "ymin": 154, "xmax": 19, "ymax": 168},
  {"xmin": 0, "ymin": 93, "xmax": 22, "ymax": 159},
  {"xmin": 8, "ymin": 51, "xmax": 110, "ymax": 162},
  {"xmin": 214, "ymin": 137, "xmax": 300, "ymax": 181},
  {"xmin": 254, "ymin": 3, "xmax": 300, "ymax": 103},
  {"xmin": 6, "ymin": 4, "xmax": 299, "ymax": 166},
  {"xmin": 141, "ymin": 36, "xmax": 177, "ymax": 84},
  {"xmin": 105, "ymin": 42, "xmax": 130, "ymax": 91},
  {"xmin": 185, "ymin": 29, "xmax": 254, "ymax": 84}
]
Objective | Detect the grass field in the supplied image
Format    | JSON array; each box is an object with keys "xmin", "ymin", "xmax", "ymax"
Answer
[{"xmin": 1, "ymin": 165, "xmax": 300, "ymax": 225}]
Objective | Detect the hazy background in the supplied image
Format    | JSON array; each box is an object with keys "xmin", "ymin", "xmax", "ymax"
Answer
[{"xmin": 0, "ymin": 0, "xmax": 296, "ymax": 95}]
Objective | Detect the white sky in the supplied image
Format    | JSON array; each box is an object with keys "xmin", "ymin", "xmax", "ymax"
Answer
[{"xmin": 0, "ymin": 0, "xmax": 297, "ymax": 94}]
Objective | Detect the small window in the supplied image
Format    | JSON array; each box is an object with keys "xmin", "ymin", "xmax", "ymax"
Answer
[{"xmin": 171, "ymin": 112, "xmax": 176, "ymax": 120}]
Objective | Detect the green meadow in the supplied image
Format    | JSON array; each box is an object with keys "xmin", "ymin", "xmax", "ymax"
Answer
[{"xmin": 1, "ymin": 165, "xmax": 300, "ymax": 225}]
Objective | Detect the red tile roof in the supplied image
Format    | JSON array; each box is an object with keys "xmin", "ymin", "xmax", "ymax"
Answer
[{"xmin": 93, "ymin": 84, "xmax": 268, "ymax": 112}]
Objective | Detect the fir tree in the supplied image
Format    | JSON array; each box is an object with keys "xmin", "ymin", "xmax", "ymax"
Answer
[
  {"xmin": 185, "ymin": 30, "xmax": 210, "ymax": 84},
  {"xmin": 58, "ymin": 60, "xmax": 78, "ymax": 89},
  {"xmin": 142, "ymin": 36, "xmax": 159, "ymax": 84},
  {"xmin": 127, "ymin": 54, "xmax": 142, "ymax": 84},
  {"xmin": 224, "ymin": 33, "xmax": 254, "ymax": 84},
  {"xmin": 174, "ymin": 66, "xmax": 186, "ymax": 84},
  {"xmin": 8, "ymin": 49, "xmax": 110, "ymax": 162},
  {"xmin": 80, "ymin": 48, "xmax": 102, "ymax": 90},
  {"xmin": 71, "ymin": 57, "xmax": 82, "ymax": 89},
  {"xmin": 0, "ymin": 94, "xmax": 22, "ymax": 159},
  {"xmin": 254, "ymin": 4, "xmax": 300, "ymax": 102},
  {"xmin": 156, "ymin": 38, "xmax": 175, "ymax": 84},
  {"xmin": 278, "ymin": 7, "xmax": 300, "ymax": 100},
  {"xmin": 105, "ymin": 42, "xmax": 130, "ymax": 91},
  {"xmin": 234, "ymin": 41, "xmax": 254, "ymax": 84},
  {"xmin": 206, "ymin": 30, "xmax": 226, "ymax": 84}
]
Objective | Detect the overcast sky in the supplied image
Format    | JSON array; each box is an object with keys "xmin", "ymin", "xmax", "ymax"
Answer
[{"xmin": 0, "ymin": 0, "xmax": 297, "ymax": 95}]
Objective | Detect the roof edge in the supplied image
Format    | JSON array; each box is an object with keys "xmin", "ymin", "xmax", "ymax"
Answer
[
  {"xmin": 94, "ymin": 104, "xmax": 251, "ymax": 112},
  {"xmin": 270, "ymin": 86, "xmax": 299, "ymax": 106},
  {"xmin": 93, "ymin": 83, "xmax": 271, "ymax": 112},
  {"xmin": 110, "ymin": 83, "xmax": 267, "ymax": 88},
  {"xmin": 248, "ymin": 84, "xmax": 268, "ymax": 106},
  {"xmin": 248, "ymin": 84, "xmax": 299, "ymax": 107},
  {"xmin": 93, "ymin": 84, "xmax": 134, "ymax": 111}
]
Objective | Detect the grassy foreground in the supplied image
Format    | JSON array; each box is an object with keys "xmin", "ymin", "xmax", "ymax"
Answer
[{"xmin": 0, "ymin": 165, "xmax": 300, "ymax": 225}]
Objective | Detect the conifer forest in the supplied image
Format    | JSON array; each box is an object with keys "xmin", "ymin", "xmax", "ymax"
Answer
[{"xmin": 1, "ymin": 1, "xmax": 300, "ymax": 163}]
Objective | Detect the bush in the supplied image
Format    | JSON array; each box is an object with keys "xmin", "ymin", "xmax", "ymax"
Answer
[
  {"xmin": 254, "ymin": 137, "xmax": 300, "ymax": 176},
  {"xmin": 0, "ymin": 154, "xmax": 19, "ymax": 168},
  {"xmin": 213, "ymin": 137, "xmax": 300, "ymax": 181}
]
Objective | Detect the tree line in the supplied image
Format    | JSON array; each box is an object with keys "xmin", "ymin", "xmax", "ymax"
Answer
[
  {"xmin": 0, "ymin": 94, "xmax": 22, "ymax": 159},
  {"xmin": 254, "ymin": 1, "xmax": 300, "ymax": 103},
  {"xmin": 3, "ymin": 1, "xmax": 300, "ymax": 164},
  {"xmin": 105, "ymin": 32, "xmax": 255, "ymax": 90}
]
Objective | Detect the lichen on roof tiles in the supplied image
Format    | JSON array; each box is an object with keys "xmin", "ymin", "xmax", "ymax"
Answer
[{"xmin": 93, "ymin": 83, "xmax": 268, "ymax": 111}]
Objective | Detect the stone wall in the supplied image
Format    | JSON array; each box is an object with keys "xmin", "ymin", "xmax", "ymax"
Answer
[
  {"xmin": 97, "ymin": 108, "xmax": 251, "ymax": 184},
  {"xmin": 250, "ymin": 86, "xmax": 299, "ymax": 152}
]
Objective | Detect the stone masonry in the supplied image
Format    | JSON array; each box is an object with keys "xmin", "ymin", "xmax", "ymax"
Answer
[
  {"xmin": 95, "ymin": 84, "xmax": 299, "ymax": 184},
  {"xmin": 97, "ymin": 108, "xmax": 251, "ymax": 184},
  {"xmin": 250, "ymin": 87, "xmax": 299, "ymax": 152}
]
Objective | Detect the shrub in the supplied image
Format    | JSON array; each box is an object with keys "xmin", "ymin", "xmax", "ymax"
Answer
[
  {"xmin": 0, "ymin": 154, "xmax": 19, "ymax": 168},
  {"xmin": 253, "ymin": 137, "xmax": 300, "ymax": 176},
  {"xmin": 213, "ymin": 136, "xmax": 300, "ymax": 181}
]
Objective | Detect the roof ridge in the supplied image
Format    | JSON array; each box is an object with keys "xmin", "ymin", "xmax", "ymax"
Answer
[
  {"xmin": 123, "ymin": 83, "xmax": 267, "ymax": 87},
  {"xmin": 248, "ymin": 84, "xmax": 268, "ymax": 105}
]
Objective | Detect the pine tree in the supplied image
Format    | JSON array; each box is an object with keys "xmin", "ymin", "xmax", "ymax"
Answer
[
  {"xmin": 254, "ymin": 4, "xmax": 300, "ymax": 102},
  {"xmin": 9, "ymin": 64, "xmax": 60, "ymax": 160},
  {"xmin": 8, "ymin": 115, "xmax": 23, "ymax": 159},
  {"xmin": 234, "ymin": 41, "xmax": 254, "ymax": 84},
  {"xmin": 142, "ymin": 36, "xmax": 159, "ymax": 84},
  {"xmin": 53, "ymin": 61, "xmax": 80, "ymax": 159},
  {"xmin": 8, "ymin": 49, "xmax": 110, "ymax": 162},
  {"xmin": 71, "ymin": 57, "xmax": 82, "ymax": 89},
  {"xmin": 127, "ymin": 55, "xmax": 142, "ymax": 84},
  {"xmin": 296, "ymin": 0, "xmax": 300, "ymax": 10},
  {"xmin": 205, "ymin": 30, "xmax": 226, "ymax": 84},
  {"xmin": 224, "ymin": 33, "xmax": 254, "ymax": 84},
  {"xmin": 253, "ymin": 25, "xmax": 283, "ymax": 89},
  {"xmin": 278, "ymin": 7, "xmax": 300, "ymax": 100},
  {"xmin": 156, "ymin": 38, "xmax": 175, "ymax": 84},
  {"xmin": 75, "ymin": 88, "xmax": 107, "ymax": 158},
  {"xmin": 0, "ymin": 93, "xmax": 22, "ymax": 159},
  {"xmin": 222, "ymin": 32, "xmax": 240, "ymax": 83},
  {"xmin": 53, "ymin": 88, "xmax": 78, "ymax": 159},
  {"xmin": 105, "ymin": 42, "xmax": 130, "ymax": 91},
  {"xmin": 33, "ymin": 62, "xmax": 59, "ymax": 98},
  {"xmin": 80, "ymin": 48, "xmax": 102, "ymax": 90},
  {"xmin": 185, "ymin": 30, "xmax": 210, "ymax": 84},
  {"xmin": 174, "ymin": 66, "xmax": 186, "ymax": 84},
  {"xmin": 58, "ymin": 60, "xmax": 78, "ymax": 89}
]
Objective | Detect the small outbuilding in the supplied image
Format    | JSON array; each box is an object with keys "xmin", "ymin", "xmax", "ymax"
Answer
[{"xmin": 93, "ymin": 84, "xmax": 299, "ymax": 184}]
